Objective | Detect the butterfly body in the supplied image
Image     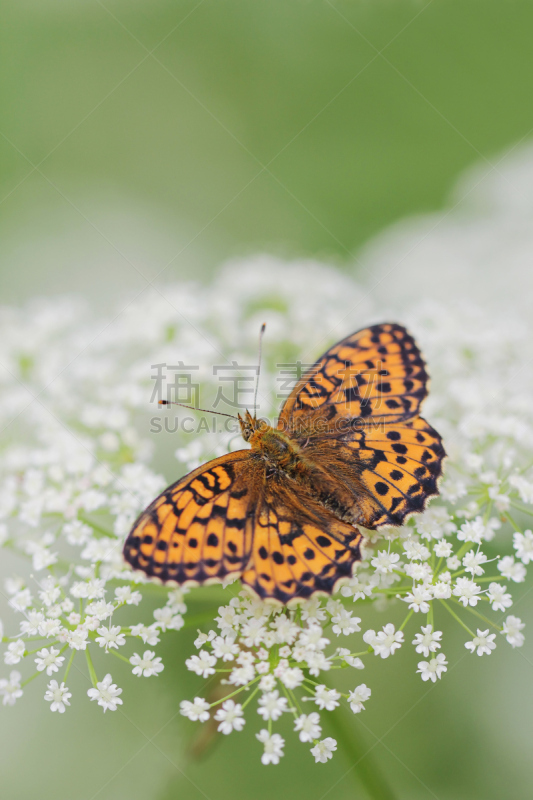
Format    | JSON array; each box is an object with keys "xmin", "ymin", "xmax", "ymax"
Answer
[{"xmin": 124, "ymin": 323, "xmax": 446, "ymax": 604}]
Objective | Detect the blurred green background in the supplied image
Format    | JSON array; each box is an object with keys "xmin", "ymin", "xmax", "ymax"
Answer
[{"xmin": 2, "ymin": 1, "xmax": 533, "ymax": 798}]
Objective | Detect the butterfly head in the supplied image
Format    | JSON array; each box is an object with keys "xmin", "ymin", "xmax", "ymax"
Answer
[{"xmin": 238, "ymin": 410, "xmax": 270, "ymax": 442}]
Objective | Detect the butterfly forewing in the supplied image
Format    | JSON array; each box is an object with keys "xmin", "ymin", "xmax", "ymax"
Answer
[
  {"xmin": 277, "ymin": 322, "xmax": 428, "ymax": 431},
  {"xmin": 124, "ymin": 451, "xmax": 256, "ymax": 585}
]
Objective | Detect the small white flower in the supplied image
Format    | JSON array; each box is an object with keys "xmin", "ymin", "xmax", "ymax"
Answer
[
  {"xmin": 310, "ymin": 737, "xmax": 337, "ymax": 763},
  {"xmin": 241, "ymin": 618, "xmax": 268, "ymax": 647},
  {"xmin": 497, "ymin": 556, "xmax": 526, "ymax": 583},
  {"xmin": 412, "ymin": 625, "xmax": 442, "ymax": 658},
  {"xmin": 214, "ymin": 699, "xmax": 245, "ymax": 734},
  {"xmin": 228, "ymin": 663, "xmax": 255, "ymax": 686},
  {"xmin": 446, "ymin": 555, "xmax": 461, "ymax": 571},
  {"xmin": 453, "ymin": 577, "xmax": 483, "ymax": 607},
  {"xmin": 257, "ymin": 690, "xmax": 288, "ymax": 721},
  {"xmin": 130, "ymin": 650, "xmax": 164, "ymax": 677},
  {"xmin": 462, "ymin": 550, "xmax": 488, "ymax": 576},
  {"xmin": 39, "ymin": 617, "xmax": 62, "ymax": 638},
  {"xmin": 457, "ymin": 517, "xmax": 485, "ymax": 545},
  {"xmin": 87, "ymin": 673, "xmax": 123, "ymax": 712},
  {"xmin": 270, "ymin": 616, "xmax": 300, "ymax": 645},
  {"xmin": 465, "ymin": 629, "xmax": 497, "ymax": 656},
  {"xmin": 348, "ymin": 683, "xmax": 371, "ymax": 713},
  {"xmin": 363, "ymin": 624, "xmax": 404, "ymax": 658},
  {"xmin": 314, "ymin": 685, "xmax": 340, "ymax": 711},
  {"xmin": 35, "ymin": 647, "xmax": 65, "ymax": 676},
  {"xmin": 510, "ymin": 475, "xmax": 533, "ymax": 504},
  {"xmin": 180, "ymin": 697, "xmax": 210, "ymax": 722},
  {"xmin": 331, "ymin": 609, "xmax": 361, "ymax": 636},
  {"xmin": 298, "ymin": 625, "xmax": 329, "ymax": 651},
  {"xmin": 193, "ymin": 630, "xmax": 216, "ymax": 649},
  {"xmin": 44, "ymin": 680, "xmax": 71, "ymax": 713},
  {"xmin": 417, "ymin": 653, "xmax": 448, "ymax": 682},
  {"xmin": 502, "ymin": 615, "xmax": 525, "ymax": 648},
  {"xmin": 0, "ymin": 670, "xmax": 23, "ymax": 706},
  {"xmin": 486, "ymin": 582, "xmax": 513, "ymax": 612},
  {"xmin": 371, "ymin": 550, "xmax": 401, "ymax": 574},
  {"xmin": 4, "ymin": 640, "xmax": 25, "ymax": 665},
  {"xmin": 85, "ymin": 600, "xmax": 114, "ymax": 621},
  {"xmin": 300, "ymin": 597, "xmax": 328, "ymax": 623},
  {"xmin": 19, "ymin": 609, "xmax": 45, "ymax": 636},
  {"xmin": 10, "ymin": 588, "xmax": 32, "ymax": 612},
  {"xmin": 212, "ymin": 635, "xmax": 239, "ymax": 662},
  {"xmin": 403, "ymin": 585, "xmax": 432, "ymax": 613},
  {"xmin": 95, "ymin": 625, "xmax": 126, "ymax": 651},
  {"xmin": 304, "ymin": 650, "xmax": 332, "ymax": 677},
  {"xmin": 337, "ymin": 649, "xmax": 365, "ymax": 669},
  {"xmin": 405, "ymin": 564, "xmax": 433, "ymax": 585},
  {"xmin": 66, "ymin": 626, "xmax": 89, "ymax": 650},
  {"xmin": 432, "ymin": 581, "xmax": 452, "ymax": 599},
  {"xmin": 259, "ymin": 674, "xmax": 276, "ymax": 691},
  {"xmin": 434, "ymin": 540, "xmax": 453, "ymax": 558},
  {"xmin": 487, "ymin": 487, "xmax": 510, "ymax": 512},
  {"xmin": 114, "ymin": 586, "xmax": 142, "ymax": 605},
  {"xmin": 294, "ymin": 712, "xmax": 321, "ymax": 742},
  {"xmin": 279, "ymin": 667, "xmax": 304, "ymax": 689},
  {"xmin": 513, "ymin": 530, "xmax": 533, "ymax": 565},
  {"xmin": 256, "ymin": 729, "xmax": 285, "ymax": 765},
  {"xmin": 130, "ymin": 623, "xmax": 160, "ymax": 646},
  {"xmin": 185, "ymin": 650, "xmax": 217, "ymax": 679},
  {"xmin": 153, "ymin": 607, "xmax": 184, "ymax": 631},
  {"xmin": 403, "ymin": 541, "xmax": 431, "ymax": 561}
]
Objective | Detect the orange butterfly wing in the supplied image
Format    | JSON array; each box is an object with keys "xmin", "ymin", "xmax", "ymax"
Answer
[
  {"xmin": 124, "ymin": 451, "xmax": 255, "ymax": 586},
  {"xmin": 242, "ymin": 478, "xmax": 362, "ymax": 603},
  {"xmin": 277, "ymin": 322, "xmax": 428, "ymax": 431},
  {"xmin": 124, "ymin": 450, "xmax": 362, "ymax": 601},
  {"xmin": 277, "ymin": 322, "xmax": 445, "ymax": 529},
  {"xmin": 296, "ymin": 415, "xmax": 445, "ymax": 529}
]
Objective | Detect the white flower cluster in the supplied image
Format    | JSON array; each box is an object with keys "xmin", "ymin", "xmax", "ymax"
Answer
[{"xmin": 0, "ymin": 257, "xmax": 531, "ymax": 766}]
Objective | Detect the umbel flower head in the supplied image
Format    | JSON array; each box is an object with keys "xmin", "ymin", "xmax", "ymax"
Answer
[{"xmin": 0, "ymin": 257, "xmax": 531, "ymax": 765}]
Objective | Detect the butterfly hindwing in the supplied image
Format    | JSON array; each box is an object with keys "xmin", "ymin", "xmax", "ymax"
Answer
[
  {"xmin": 297, "ymin": 416, "xmax": 445, "ymax": 530},
  {"xmin": 278, "ymin": 322, "xmax": 428, "ymax": 430},
  {"xmin": 124, "ymin": 451, "xmax": 256, "ymax": 585},
  {"xmin": 354, "ymin": 416, "xmax": 445, "ymax": 526},
  {"xmin": 241, "ymin": 479, "xmax": 362, "ymax": 603}
]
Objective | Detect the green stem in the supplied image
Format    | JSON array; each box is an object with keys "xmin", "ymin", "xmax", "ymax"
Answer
[
  {"xmin": 63, "ymin": 650, "xmax": 76, "ymax": 682},
  {"xmin": 450, "ymin": 598, "xmax": 501, "ymax": 632},
  {"xmin": 108, "ymin": 649, "xmax": 132, "ymax": 665},
  {"xmin": 85, "ymin": 648, "xmax": 98, "ymax": 687},
  {"xmin": 398, "ymin": 609, "xmax": 414, "ymax": 632},
  {"xmin": 240, "ymin": 685, "xmax": 261, "ymax": 711},
  {"xmin": 207, "ymin": 677, "xmax": 261, "ymax": 708},
  {"xmin": 427, "ymin": 601, "xmax": 434, "ymax": 629},
  {"xmin": 439, "ymin": 600, "xmax": 475, "ymax": 637},
  {"xmin": 510, "ymin": 501, "xmax": 533, "ymax": 517},
  {"xmin": 504, "ymin": 511, "xmax": 522, "ymax": 531},
  {"xmin": 21, "ymin": 671, "xmax": 41, "ymax": 688},
  {"xmin": 326, "ymin": 707, "xmax": 398, "ymax": 800}
]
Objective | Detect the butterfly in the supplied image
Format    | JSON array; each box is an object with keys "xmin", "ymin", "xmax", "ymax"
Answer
[{"xmin": 123, "ymin": 323, "xmax": 445, "ymax": 604}]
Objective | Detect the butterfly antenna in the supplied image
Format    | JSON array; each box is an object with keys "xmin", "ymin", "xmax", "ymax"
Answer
[
  {"xmin": 253, "ymin": 323, "xmax": 266, "ymax": 417},
  {"xmin": 158, "ymin": 400, "xmax": 238, "ymax": 420}
]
